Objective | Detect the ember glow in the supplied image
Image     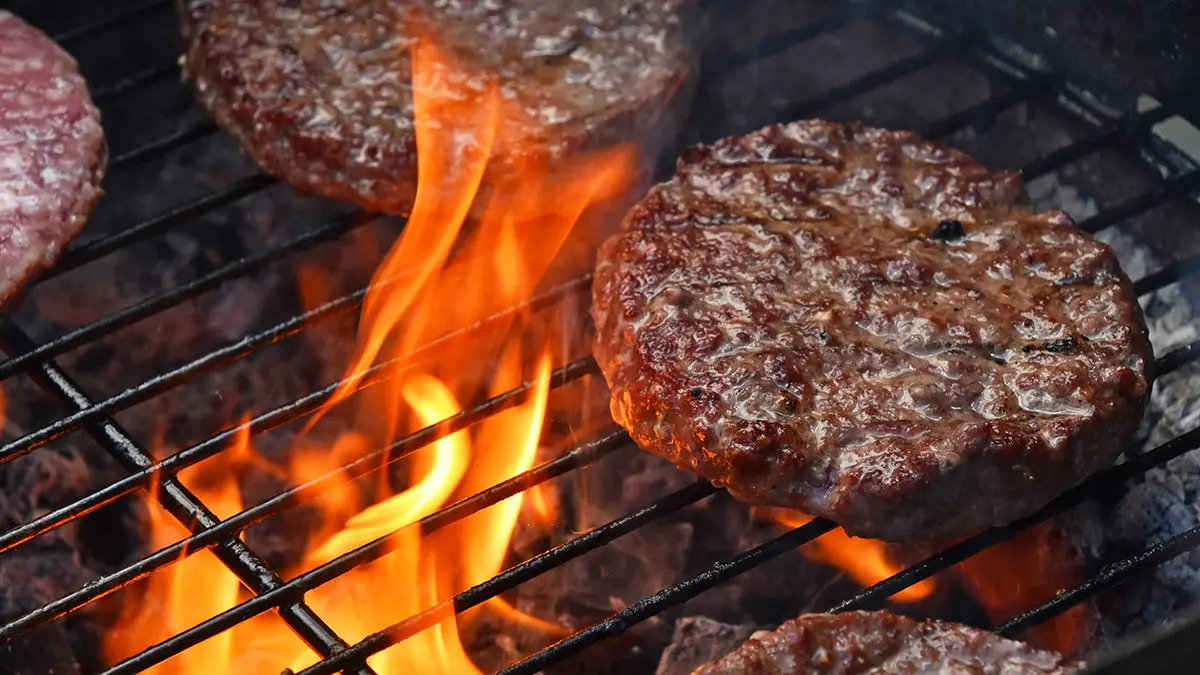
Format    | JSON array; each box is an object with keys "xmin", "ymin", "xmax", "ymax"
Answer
[
  {"xmin": 951, "ymin": 523, "xmax": 1088, "ymax": 656},
  {"xmin": 104, "ymin": 35, "xmax": 634, "ymax": 674},
  {"xmin": 758, "ymin": 507, "xmax": 936, "ymax": 604}
]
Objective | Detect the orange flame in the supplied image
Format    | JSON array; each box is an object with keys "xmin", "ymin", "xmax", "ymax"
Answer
[
  {"xmin": 102, "ymin": 427, "xmax": 248, "ymax": 671},
  {"xmin": 104, "ymin": 32, "xmax": 634, "ymax": 675},
  {"xmin": 951, "ymin": 523, "xmax": 1088, "ymax": 655},
  {"xmin": 759, "ymin": 507, "xmax": 935, "ymax": 604}
]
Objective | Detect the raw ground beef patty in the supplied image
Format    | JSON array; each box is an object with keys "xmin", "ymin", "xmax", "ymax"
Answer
[
  {"xmin": 591, "ymin": 119, "xmax": 1154, "ymax": 542},
  {"xmin": 0, "ymin": 11, "xmax": 106, "ymax": 307},
  {"xmin": 178, "ymin": 0, "xmax": 696, "ymax": 215},
  {"xmin": 691, "ymin": 611, "xmax": 1083, "ymax": 674}
]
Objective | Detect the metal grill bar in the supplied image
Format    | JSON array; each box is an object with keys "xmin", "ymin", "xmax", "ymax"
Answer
[
  {"xmin": 0, "ymin": 208, "xmax": 371, "ymax": 384},
  {"xmin": 996, "ymin": 521, "xmax": 1200, "ymax": 637},
  {"xmin": 91, "ymin": 62, "xmax": 179, "ymax": 103},
  {"xmin": 1080, "ymin": 169, "xmax": 1200, "ymax": 234},
  {"xmin": 916, "ymin": 74, "xmax": 1057, "ymax": 139},
  {"xmin": 50, "ymin": 0, "xmax": 171, "ymax": 43},
  {"xmin": 0, "ymin": 276, "xmax": 591, "ymax": 565},
  {"xmin": 0, "ymin": 323, "xmax": 376, "ymax": 675},
  {"xmin": 784, "ymin": 32, "xmax": 974, "ymax": 121},
  {"xmin": 42, "ymin": 173, "xmax": 279, "ymax": 280},
  {"xmin": 101, "ymin": 429, "xmax": 630, "ymax": 675},
  {"xmin": 703, "ymin": 4, "xmax": 868, "ymax": 77},
  {"xmin": 109, "ymin": 121, "xmax": 217, "ymax": 174},
  {"xmin": 0, "ymin": 355, "xmax": 599, "ymax": 646},
  {"xmin": 1135, "ymin": 252, "xmax": 1200, "ymax": 296},
  {"xmin": 1020, "ymin": 104, "xmax": 1181, "ymax": 179},
  {"xmin": 825, "ymin": 422, "xmax": 1200, "ymax": 615},
  {"xmin": 485, "ymin": 520, "xmax": 841, "ymax": 675},
  {"xmin": 1081, "ymin": 603, "xmax": 1200, "ymax": 675}
]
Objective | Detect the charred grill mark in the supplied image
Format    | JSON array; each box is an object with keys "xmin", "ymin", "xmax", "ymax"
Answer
[
  {"xmin": 1043, "ymin": 336, "xmax": 1078, "ymax": 353},
  {"xmin": 1022, "ymin": 336, "xmax": 1078, "ymax": 353},
  {"xmin": 930, "ymin": 218, "xmax": 966, "ymax": 241}
]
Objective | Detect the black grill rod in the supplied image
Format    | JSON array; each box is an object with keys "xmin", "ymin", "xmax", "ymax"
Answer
[
  {"xmin": 0, "ymin": 323, "xmax": 376, "ymax": 675},
  {"xmin": 783, "ymin": 32, "xmax": 975, "ymax": 121},
  {"xmin": 1020, "ymin": 104, "xmax": 1179, "ymax": 180},
  {"xmin": 880, "ymin": 7, "xmax": 1195, "ymax": 181},
  {"xmin": 1154, "ymin": 339, "xmax": 1199, "ymax": 376},
  {"xmin": 701, "ymin": 3, "xmax": 874, "ymax": 77},
  {"xmin": 0, "ymin": 273, "xmax": 363, "ymax": 464},
  {"xmin": 0, "ymin": 208, "xmax": 374, "ymax": 385},
  {"xmin": 40, "ymin": 173, "xmax": 279, "ymax": 280},
  {"xmin": 0, "ymin": 357, "xmax": 599, "ymax": 645},
  {"xmin": 51, "ymin": 0, "xmax": 171, "ymax": 43},
  {"xmin": 995, "ymin": 522, "xmax": 1200, "ymax": 638},
  {"xmin": 482, "ymin": 518, "xmax": 838, "ymax": 675},
  {"xmin": 109, "ymin": 120, "xmax": 218, "ymax": 174},
  {"xmin": 91, "ymin": 62, "xmax": 180, "ymax": 103},
  {"xmin": 659, "ymin": 34, "xmax": 994, "ymax": 180},
  {"xmin": 99, "ymin": 428, "xmax": 628, "ymax": 675},
  {"xmin": 1144, "ymin": 338, "xmax": 1197, "ymax": 379},
  {"xmin": 299, "ymin": 339, "xmax": 1200, "ymax": 675},
  {"xmin": 292, "ymin": 478, "xmax": 718, "ymax": 675},
  {"xmin": 825, "ymin": 421, "xmax": 1200, "ymax": 616},
  {"xmin": 916, "ymin": 73, "xmax": 1058, "ymax": 140},
  {"xmin": 0, "ymin": 276, "xmax": 592, "ymax": 561},
  {"xmin": 1077, "ymin": 602, "xmax": 1200, "ymax": 675},
  {"xmin": 0, "ymin": 268, "xmax": 586, "ymax": 468},
  {"xmin": 1081, "ymin": 168, "xmax": 1200, "ymax": 235},
  {"xmin": 1135, "ymin": 248, "xmax": 1200, "ymax": 297}
]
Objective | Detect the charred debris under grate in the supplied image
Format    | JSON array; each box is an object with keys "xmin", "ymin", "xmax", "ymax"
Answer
[{"xmin": 2, "ymin": 1, "xmax": 1200, "ymax": 674}]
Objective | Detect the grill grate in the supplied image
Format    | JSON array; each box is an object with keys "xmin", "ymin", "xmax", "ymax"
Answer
[{"xmin": 2, "ymin": 1, "xmax": 1200, "ymax": 674}]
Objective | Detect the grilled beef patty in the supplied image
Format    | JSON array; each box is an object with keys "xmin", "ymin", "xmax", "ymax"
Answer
[
  {"xmin": 692, "ymin": 611, "xmax": 1082, "ymax": 674},
  {"xmin": 592, "ymin": 120, "xmax": 1153, "ymax": 541},
  {"xmin": 178, "ymin": 0, "xmax": 695, "ymax": 215},
  {"xmin": 0, "ymin": 11, "xmax": 106, "ymax": 308}
]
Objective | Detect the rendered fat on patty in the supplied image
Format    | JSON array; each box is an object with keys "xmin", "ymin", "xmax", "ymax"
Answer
[
  {"xmin": 592, "ymin": 119, "xmax": 1153, "ymax": 542},
  {"xmin": 691, "ymin": 611, "xmax": 1082, "ymax": 675},
  {"xmin": 178, "ymin": 0, "xmax": 696, "ymax": 215},
  {"xmin": 0, "ymin": 11, "xmax": 106, "ymax": 307}
]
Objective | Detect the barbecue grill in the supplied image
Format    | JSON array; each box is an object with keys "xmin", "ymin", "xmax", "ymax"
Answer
[{"xmin": 1, "ymin": 0, "xmax": 1199, "ymax": 674}]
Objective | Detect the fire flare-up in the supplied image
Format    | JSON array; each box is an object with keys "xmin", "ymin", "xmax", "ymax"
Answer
[{"xmin": 104, "ymin": 36, "xmax": 634, "ymax": 674}]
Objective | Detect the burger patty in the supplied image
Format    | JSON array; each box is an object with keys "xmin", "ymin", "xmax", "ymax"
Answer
[
  {"xmin": 178, "ymin": 0, "xmax": 695, "ymax": 215},
  {"xmin": 592, "ymin": 120, "xmax": 1154, "ymax": 541},
  {"xmin": 691, "ymin": 611, "xmax": 1083, "ymax": 674},
  {"xmin": 0, "ymin": 11, "xmax": 106, "ymax": 308}
]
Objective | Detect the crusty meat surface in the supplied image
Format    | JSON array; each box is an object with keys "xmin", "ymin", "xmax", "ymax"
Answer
[
  {"xmin": 0, "ymin": 11, "xmax": 106, "ymax": 307},
  {"xmin": 691, "ymin": 611, "xmax": 1083, "ymax": 675},
  {"xmin": 178, "ymin": 0, "xmax": 695, "ymax": 215},
  {"xmin": 592, "ymin": 119, "xmax": 1154, "ymax": 541}
]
